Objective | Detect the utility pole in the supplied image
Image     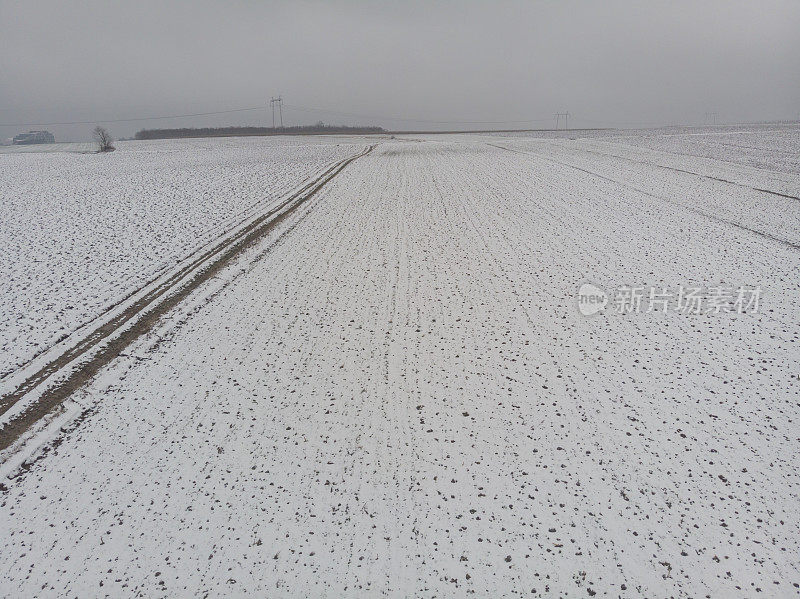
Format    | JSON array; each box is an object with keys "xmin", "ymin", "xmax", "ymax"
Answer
[
  {"xmin": 704, "ymin": 111, "xmax": 718, "ymax": 126},
  {"xmin": 270, "ymin": 96, "xmax": 284, "ymax": 129},
  {"xmin": 555, "ymin": 111, "xmax": 570, "ymax": 130}
]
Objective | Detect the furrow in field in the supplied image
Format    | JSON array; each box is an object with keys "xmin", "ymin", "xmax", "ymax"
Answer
[
  {"xmin": 487, "ymin": 142, "xmax": 800, "ymax": 251},
  {"xmin": 0, "ymin": 138, "xmax": 798, "ymax": 597},
  {"xmin": 0, "ymin": 145, "xmax": 374, "ymax": 454}
]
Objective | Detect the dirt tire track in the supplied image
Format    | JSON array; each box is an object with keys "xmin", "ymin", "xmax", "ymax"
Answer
[
  {"xmin": 0, "ymin": 144, "xmax": 375, "ymax": 454},
  {"xmin": 0, "ymin": 164, "xmax": 338, "ymax": 383}
]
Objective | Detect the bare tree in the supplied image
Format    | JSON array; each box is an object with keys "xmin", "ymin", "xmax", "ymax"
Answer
[{"xmin": 93, "ymin": 126, "xmax": 115, "ymax": 152}]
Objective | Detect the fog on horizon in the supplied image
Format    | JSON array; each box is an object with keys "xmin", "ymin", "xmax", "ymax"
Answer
[{"xmin": 1, "ymin": 0, "xmax": 799, "ymax": 141}]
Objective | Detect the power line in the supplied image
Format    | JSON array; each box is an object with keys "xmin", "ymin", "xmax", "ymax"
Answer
[
  {"xmin": 1, "ymin": 102, "xmax": 631, "ymax": 129},
  {"xmin": 282, "ymin": 103, "xmax": 554, "ymax": 125},
  {"xmin": 570, "ymin": 116, "xmax": 670, "ymax": 126},
  {"xmin": 1, "ymin": 103, "xmax": 553, "ymax": 128},
  {"xmin": 0, "ymin": 106, "xmax": 265, "ymax": 127}
]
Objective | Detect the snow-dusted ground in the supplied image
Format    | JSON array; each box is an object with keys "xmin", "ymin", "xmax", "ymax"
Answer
[
  {"xmin": 0, "ymin": 136, "xmax": 366, "ymax": 376},
  {"xmin": 482, "ymin": 122, "xmax": 800, "ymax": 175},
  {"xmin": 0, "ymin": 142, "xmax": 97, "ymax": 154},
  {"xmin": 1, "ymin": 127, "xmax": 799, "ymax": 597},
  {"xmin": 600, "ymin": 124, "xmax": 800, "ymax": 175}
]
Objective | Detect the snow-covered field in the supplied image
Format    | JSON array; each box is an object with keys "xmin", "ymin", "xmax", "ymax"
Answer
[
  {"xmin": 601, "ymin": 123, "xmax": 800, "ymax": 175},
  {"xmin": 0, "ymin": 136, "xmax": 366, "ymax": 376},
  {"xmin": 1, "ymin": 126, "xmax": 799, "ymax": 597},
  {"xmin": 0, "ymin": 142, "xmax": 97, "ymax": 154}
]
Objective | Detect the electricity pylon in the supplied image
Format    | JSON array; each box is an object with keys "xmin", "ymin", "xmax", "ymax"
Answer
[{"xmin": 270, "ymin": 96, "xmax": 284, "ymax": 129}]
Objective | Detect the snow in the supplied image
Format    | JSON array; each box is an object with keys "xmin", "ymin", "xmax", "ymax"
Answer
[
  {"xmin": 1, "ymin": 127, "xmax": 800, "ymax": 597},
  {"xmin": 0, "ymin": 136, "xmax": 366, "ymax": 376},
  {"xmin": 599, "ymin": 123, "xmax": 800, "ymax": 175},
  {"xmin": 0, "ymin": 142, "xmax": 97, "ymax": 154}
]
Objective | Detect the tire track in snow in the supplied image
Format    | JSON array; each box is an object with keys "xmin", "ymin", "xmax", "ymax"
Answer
[
  {"xmin": 1, "ymin": 139, "xmax": 798, "ymax": 596},
  {"xmin": 0, "ymin": 145, "xmax": 375, "ymax": 455},
  {"xmin": 486, "ymin": 143, "xmax": 800, "ymax": 252},
  {"xmin": 559, "ymin": 142, "xmax": 800, "ymax": 201}
]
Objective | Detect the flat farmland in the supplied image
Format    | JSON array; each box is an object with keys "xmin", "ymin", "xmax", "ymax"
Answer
[
  {"xmin": 0, "ymin": 137, "xmax": 366, "ymax": 376},
  {"xmin": 1, "ymin": 126, "xmax": 799, "ymax": 597}
]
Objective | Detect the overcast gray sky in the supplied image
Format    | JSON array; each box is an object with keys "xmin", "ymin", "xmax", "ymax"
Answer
[{"xmin": 2, "ymin": 0, "xmax": 799, "ymax": 140}]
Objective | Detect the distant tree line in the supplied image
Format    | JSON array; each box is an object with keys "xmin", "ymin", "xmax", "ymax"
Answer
[{"xmin": 134, "ymin": 124, "xmax": 385, "ymax": 140}]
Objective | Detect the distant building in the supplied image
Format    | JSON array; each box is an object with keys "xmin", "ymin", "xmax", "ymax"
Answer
[{"xmin": 13, "ymin": 130, "xmax": 55, "ymax": 145}]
